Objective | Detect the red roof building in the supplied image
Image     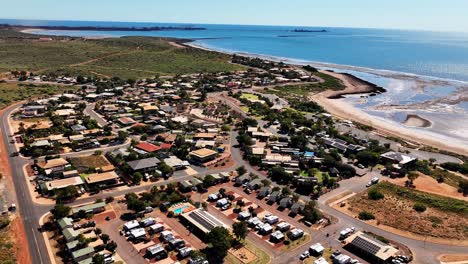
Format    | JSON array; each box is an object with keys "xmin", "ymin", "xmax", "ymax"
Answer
[{"xmin": 135, "ymin": 142, "xmax": 160, "ymax": 153}]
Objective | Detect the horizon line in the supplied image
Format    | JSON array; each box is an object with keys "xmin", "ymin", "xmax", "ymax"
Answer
[{"xmin": 1, "ymin": 17, "xmax": 467, "ymax": 34}]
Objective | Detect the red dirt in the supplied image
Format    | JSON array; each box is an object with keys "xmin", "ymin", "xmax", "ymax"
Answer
[
  {"xmin": 93, "ymin": 211, "xmax": 117, "ymax": 224},
  {"xmin": 388, "ymin": 174, "xmax": 468, "ymax": 201},
  {"xmin": 10, "ymin": 217, "xmax": 31, "ymax": 264}
]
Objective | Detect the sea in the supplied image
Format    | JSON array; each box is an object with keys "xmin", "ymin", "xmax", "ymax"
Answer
[{"xmin": 3, "ymin": 19, "xmax": 468, "ymax": 149}]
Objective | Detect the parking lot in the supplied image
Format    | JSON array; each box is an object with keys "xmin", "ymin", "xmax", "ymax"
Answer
[{"xmin": 96, "ymin": 200, "xmax": 206, "ymax": 264}]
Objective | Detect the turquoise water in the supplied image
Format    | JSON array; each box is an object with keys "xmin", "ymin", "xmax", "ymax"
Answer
[
  {"xmin": 173, "ymin": 205, "xmax": 189, "ymax": 214},
  {"xmin": 4, "ymin": 19, "xmax": 468, "ymax": 82}
]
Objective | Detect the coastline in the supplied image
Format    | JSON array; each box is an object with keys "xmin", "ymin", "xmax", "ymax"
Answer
[
  {"xmin": 186, "ymin": 41, "xmax": 468, "ymax": 156},
  {"xmin": 9, "ymin": 30, "xmax": 468, "ymax": 156}
]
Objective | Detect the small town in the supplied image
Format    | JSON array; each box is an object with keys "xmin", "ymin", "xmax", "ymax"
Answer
[
  {"xmin": 1, "ymin": 52, "xmax": 466, "ymax": 264},
  {"xmin": 0, "ymin": 15, "xmax": 467, "ymax": 264}
]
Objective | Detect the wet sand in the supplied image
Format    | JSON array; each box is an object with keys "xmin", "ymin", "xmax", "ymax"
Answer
[
  {"xmin": 311, "ymin": 71, "xmax": 468, "ymax": 156},
  {"xmin": 402, "ymin": 114, "xmax": 432, "ymax": 128}
]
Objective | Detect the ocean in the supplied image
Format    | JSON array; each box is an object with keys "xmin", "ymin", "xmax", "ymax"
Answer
[
  {"xmin": 2, "ymin": 19, "xmax": 468, "ymax": 150},
  {"xmin": 4, "ymin": 19, "xmax": 468, "ymax": 81}
]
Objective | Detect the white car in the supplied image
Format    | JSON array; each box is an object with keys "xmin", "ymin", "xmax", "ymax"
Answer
[
  {"xmin": 104, "ymin": 257, "xmax": 115, "ymax": 263},
  {"xmin": 299, "ymin": 251, "xmax": 310, "ymax": 260}
]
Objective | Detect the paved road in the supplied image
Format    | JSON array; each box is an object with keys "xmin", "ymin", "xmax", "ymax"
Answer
[
  {"xmin": 1, "ymin": 104, "xmax": 52, "ymax": 264},
  {"xmin": 84, "ymin": 103, "xmax": 108, "ymax": 127},
  {"xmin": 228, "ymin": 129, "xmax": 468, "ymax": 264}
]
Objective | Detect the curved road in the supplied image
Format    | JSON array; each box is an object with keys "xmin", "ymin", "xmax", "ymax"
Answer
[{"xmin": 2, "ymin": 101, "xmax": 468, "ymax": 264}]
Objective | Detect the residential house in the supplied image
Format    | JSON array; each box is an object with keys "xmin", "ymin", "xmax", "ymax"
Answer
[{"xmin": 127, "ymin": 157, "xmax": 161, "ymax": 173}]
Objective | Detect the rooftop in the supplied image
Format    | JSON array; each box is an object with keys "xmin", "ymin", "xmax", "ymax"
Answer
[
  {"xmin": 181, "ymin": 208, "xmax": 226, "ymax": 234},
  {"xmin": 190, "ymin": 148, "xmax": 218, "ymax": 158},
  {"xmin": 84, "ymin": 171, "xmax": 119, "ymax": 184}
]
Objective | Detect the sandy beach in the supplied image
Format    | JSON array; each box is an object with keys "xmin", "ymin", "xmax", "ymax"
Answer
[{"xmin": 311, "ymin": 71, "xmax": 468, "ymax": 156}]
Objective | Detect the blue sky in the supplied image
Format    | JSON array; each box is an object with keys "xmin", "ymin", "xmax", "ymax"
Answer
[{"xmin": 3, "ymin": 0, "xmax": 468, "ymax": 32}]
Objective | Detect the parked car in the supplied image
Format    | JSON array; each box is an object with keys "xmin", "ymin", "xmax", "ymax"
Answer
[{"xmin": 299, "ymin": 251, "xmax": 310, "ymax": 260}]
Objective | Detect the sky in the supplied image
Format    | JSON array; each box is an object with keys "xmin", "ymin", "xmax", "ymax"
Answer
[{"xmin": 3, "ymin": 0, "xmax": 468, "ymax": 32}]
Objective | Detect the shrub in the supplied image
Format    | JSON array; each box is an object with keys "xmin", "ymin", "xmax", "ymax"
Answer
[
  {"xmin": 358, "ymin": 211, "xmax": 375, "ymax": 220},
  {"xmin": 413, "ymin": 203, "xmax": 427, "ymax": 212},
  {"xmin": 167, "ymin": 211, "xmax": 174, "ymax": 218},
  {"xmin": 368, "ymin": 189, "xmax": 384, "ymax": 200}
]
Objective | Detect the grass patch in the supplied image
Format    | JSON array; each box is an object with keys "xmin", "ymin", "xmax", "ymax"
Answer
[
  {"xmin": 240, "ymin": 106, "xmax": 250, "ymax": 113},
  {"xmin": 240, "ymin": 93, "xmax": 260, "ymax": 101},
  {"xmin": 284, "ymin": 234, "xmax": 311, "ymax": 251},
  {"xmin": 0, "ymin": 216, "xmax": 16, "ymax": 263},
  {"xmin": 429, "ymin": 168, "xmax": 465, "ymax": 189},
  {"xmin": 274, "ymin": 72, "xmax": 345, "ymax": 96},
  {"xmin": 0, "ymin": 82, "xmax": 77, "ymax": 109},
  {"xmin": 304, "ymin": 248, "xmax": 334, "ymax": 264},
  {"xmin": 69, "ymin": 155, "xmax": 111, "ymax": 173},
  {"xmin": 0, "ymin": 31, "xmax": 244, "ymax": 79}
]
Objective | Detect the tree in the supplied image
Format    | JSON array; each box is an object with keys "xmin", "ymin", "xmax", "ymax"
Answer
[
  {"xmin": 232, "ymin": 221, "xmax": 248, "ymax": 241},
  {"xmin": 117, "ymin": 131, "xmax": 128, "ymax": 142},
  {"xmin": 269, "ymin": 166, "xmax": 292, "ymax": 184},
  {"xmin": 133, "ymin": 172, "xmax": 143, "ymax": 184},
  {"xmin": 55, "ymin": 185, "xmax": 78, "ymax": 202},
  {"xmin": 236, "ymin": 166, "xmax": 247, "ymax": 176},
  {"xmin": 407, "ymin": 171, "xmax": 419, "ymax": 186},
  {"xmin": 367, "ymin": 189, "xmax": 384, "ymax": 200},
  {"xmin": 92, "ymin": 254, "xmax": 105, "ymax": 264},
  {"xmin": 203, "ymin": 175, "xmax": 216, "ymax": 188},
  {"xmin": 302, "ymin": 201, "xmax": 321, "ymax": 223},
  {"xmin": 158, "ymin": 162, "xmax": 174, "ymax": 177},
  {"xmin": 413, "ymin": 203, "xmax": 427, "ymax": 212},
  {"xmin": 127, "ymin": 196, "xmax": 146, "ymax": 213},
  {"xmin": 358, "ymin": 211, "xmax": 375, "ymax": 220},
  {"xmin": 459, "ymin": 179, "xmax": 468, "ymax": 195},
  {"xmin": 101, "ymin": 233, "xmax": 110, "ymax": 243},
  {"xmin": 356, "ymin": 151, "xmax": 380, "ymax": 167},
  {"xmin": 51, "ymin": 204, "xmax": 71, "ymax": 219},
  {"xmin": 290, "ymin": 135, "xmax": 308, "ymax": 151},
  {"xmin": 261, "ymin": 179, "xmax": 271, "ymax": 187},
  {"xmin": 206, "ymin": 227, "xmax": 234, "ymax": 261},
  {"xmin": 106, "ymin": 240, "xmax": 118, "ymax": 252}
]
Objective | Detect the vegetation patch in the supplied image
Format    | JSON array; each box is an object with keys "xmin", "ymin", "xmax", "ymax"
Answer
[
  {"xmin": 0, "ymin": 216, "xmax": 16, "ymax": 264},
  {"xmin": 0, "ymin": 82, "xmax": 76, "ymax": 109},
  {"xmin": 0, "ymin": 31, "xmax": 244, "ymax": 79},
  {"xmin": 69, "ymin": 155, "xmax": 111, "ymax": 173},
  {"xmin": 348, "ymin": 182, "xmax": 468, "ymax": 240}
]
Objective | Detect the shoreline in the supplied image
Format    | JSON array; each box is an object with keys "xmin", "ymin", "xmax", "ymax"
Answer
[{"xmin": 9, "ymin": 29, "xmax": 468, "ymax": 156}]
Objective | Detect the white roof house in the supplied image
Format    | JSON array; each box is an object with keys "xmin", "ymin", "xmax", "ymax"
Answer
[{"xmin": 123, "ymin": 220, "xmax": 140, "ymax": 230}]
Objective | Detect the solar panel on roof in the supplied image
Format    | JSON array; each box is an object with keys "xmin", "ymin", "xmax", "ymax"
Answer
[{"xmin": 351, "ymin": 236, "xmax": 382, "ymax": 255}]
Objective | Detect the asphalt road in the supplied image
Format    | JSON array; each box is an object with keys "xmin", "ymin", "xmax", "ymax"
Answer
[
  {"xmin": 229, "ymin": 129, "xmax": 468, "ymax": 264},
  {"xmin": 2, "ymin": 101, "xmax": 467, "ymax": 264},
  {"xmin": 1, "ymin": 104, "xmax": 51, "ymax": 264}
]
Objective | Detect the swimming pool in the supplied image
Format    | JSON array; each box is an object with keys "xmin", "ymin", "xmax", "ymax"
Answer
[{"xmin": 172, "ymin": 204, "xmax": 191, "ymax": 215}]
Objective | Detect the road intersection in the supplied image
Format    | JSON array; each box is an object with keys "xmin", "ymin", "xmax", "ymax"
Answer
[{"xmin": 1, "ymin": 101, "xmax": 467, "ymax": 264}]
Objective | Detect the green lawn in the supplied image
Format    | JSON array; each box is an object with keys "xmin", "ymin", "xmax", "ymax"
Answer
[
  {"xmin": 0, "ymin": 30, "xmax": 244, "ymax": 79},
  {"xmin": 240, "ymin": 93, "xmax": 260, "ymax": 100}
]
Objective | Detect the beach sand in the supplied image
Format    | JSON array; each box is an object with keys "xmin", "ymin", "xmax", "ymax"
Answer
[{"xmin": 311, "ymin": 71, "xmax": 468, "ymax": 156}]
